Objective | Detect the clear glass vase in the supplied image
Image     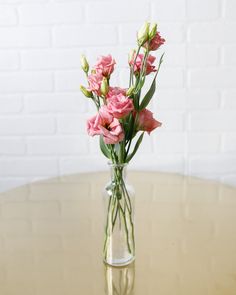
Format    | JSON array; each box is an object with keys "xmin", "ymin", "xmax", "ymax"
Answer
[{"xmin": 103, "ymin": 163, "xmax": 135, "ymax": 267}]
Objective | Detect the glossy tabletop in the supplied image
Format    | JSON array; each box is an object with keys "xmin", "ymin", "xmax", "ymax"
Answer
[{"xmin": 0, "ymin": 172, "xmax": 236, "ymax": 295}]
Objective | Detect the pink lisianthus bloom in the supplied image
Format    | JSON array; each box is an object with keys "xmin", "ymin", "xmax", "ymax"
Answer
[
  {"xmin": 144, "ymin": 32, "xmax": 165, "ymax": 51},
  {"xmin": 87, "ymin": 106, "xmax": 124, "ymax": 144},
  {"xmin": 106, "ymin": 87, "xmax": 127, "ymax": 99},
  {"xmin": 136, "ymin": 109, "xmax": 162, "ymax": 134},
  {"xmin": 87, "ymin": 72, "xmax": 103, "ymax": 96},
  {"xmin": 107, "ymin": 93, "xmax": 134, "ymax": 119},
  {"xmin": 94, "ymin": 54, "xmax": 116, "ymax": 77},
  {"xmin": 129, "ymin": 54, "xmax": 156, "ymax": 75}
]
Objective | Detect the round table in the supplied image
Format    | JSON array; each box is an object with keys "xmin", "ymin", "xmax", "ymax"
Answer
[{"xmin": 0, "ymin": 172, "xmax": 236, "ymax": 295}]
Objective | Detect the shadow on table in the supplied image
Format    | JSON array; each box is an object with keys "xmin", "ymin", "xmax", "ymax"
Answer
[{"xmin": 104, "ymin": 262, "xmax": 135, "ymax": 295}]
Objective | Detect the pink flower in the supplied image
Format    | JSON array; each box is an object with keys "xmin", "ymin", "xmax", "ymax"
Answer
[
  {"xmin": 129, "ymin": 54, "xmax": 156, "ymax": 75},
  {"xmin": 107, "ymin": 93, "xmax": 134, "ymax": 119},
  {"xmin": 144, "ymin": 32, "xmax": 165, "ymax": 51},
  {"xmin": 87, "ymin": 72, "xmax": 103, "ymax": 95},
  {"xmin": 87, "ymin": 114, "xmax": 101, "ymax": 136},
  {"xmin": 87, "ymin": 106, "xmax": 124, "ymax": 144},
  {"xmin": 136, "ymin": 109, "xmax": 162, "ymax": 134},
  {"xmin": 106, "ymin": 87, "xmax": 127, "ymax": 99},
  {"xmin": 99, "ymin": 106, "xmax": 124, "ymax": 144},
  {"xmin": 94, "ymin": 54, "xmax": 116, "ymax": 77}
]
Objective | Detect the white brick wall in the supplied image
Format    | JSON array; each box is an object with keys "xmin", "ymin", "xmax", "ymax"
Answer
[{"xmin": 0, "ymin": 0, "xmax": 236, "ymax": 192}]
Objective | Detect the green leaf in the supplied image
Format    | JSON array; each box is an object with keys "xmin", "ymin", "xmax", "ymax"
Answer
[
  {"xmin": 126, "ymin": 132, "xmax": 144, "ymax": 162},
  {"xmin": 139, "ymin": 76, "xmax": 156, "ymax": 110},
  {"xmin": 139, "ymin": 52, "xmax": 165, "ymax": 110},
  {"xmin": 99, "ymin": 136, "xmax": 111, "ymax": 159}
]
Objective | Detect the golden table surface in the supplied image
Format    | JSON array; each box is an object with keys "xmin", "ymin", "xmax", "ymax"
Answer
[{"xmin": 0, "ymin": 172, "xmax": 236, "ymax": 295}]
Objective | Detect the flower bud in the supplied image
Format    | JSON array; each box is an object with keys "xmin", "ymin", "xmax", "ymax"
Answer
[
  {"xmin": 100, "ymin": 77, "xmax": 109, "ymax": 96},
  {"xmin": 80, "ymin": 85, "xmax": 93, "ymax": 98},
  {"xmin": 126, "ymin": 86, "xmax": 135, "ymax": 97},
  {"xmin": 149, "ymin": 23, "xmax": 157, "ymax": 40},
  {"xmin": 137, "ymin": 22, "xmax": 150, "ymax": 46},
  {"xmin": 80, "ymin": 54, "xmax": 89, "ymax": 73},
  {"xmin": 128, "ymin": 49, "xmax": 136, "ymax": 64}
]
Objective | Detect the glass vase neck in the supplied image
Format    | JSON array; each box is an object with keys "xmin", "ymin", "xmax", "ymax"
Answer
[{"xmin": 108, "ymin": 162, "xmax": 128, "ymax": 182}]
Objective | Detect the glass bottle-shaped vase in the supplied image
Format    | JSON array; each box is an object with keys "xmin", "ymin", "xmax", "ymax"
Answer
[{"xmin": 103, "ymin": 163, "xmax": 135, "ymax": 267}]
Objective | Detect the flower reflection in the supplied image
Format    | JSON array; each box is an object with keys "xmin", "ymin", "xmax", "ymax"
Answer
[{"xmin": 104, "ymin": 262, "xmax": 135, "ymax": 295}]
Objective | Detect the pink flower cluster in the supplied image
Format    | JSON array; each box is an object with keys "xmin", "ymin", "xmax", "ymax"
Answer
[{"xmin": 86, "ymin": 55, "xmax": 161, "ymax": 144}]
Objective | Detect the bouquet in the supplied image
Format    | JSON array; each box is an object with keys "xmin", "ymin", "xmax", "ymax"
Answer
[{"xmin": 80, "ymin": 22, "xmax": 165, "ymax": 266}]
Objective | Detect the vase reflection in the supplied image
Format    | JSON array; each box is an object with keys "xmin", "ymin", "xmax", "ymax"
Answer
[{"xmin": 104, "ymin": 262, "xmax": 135, "ymax": 295}]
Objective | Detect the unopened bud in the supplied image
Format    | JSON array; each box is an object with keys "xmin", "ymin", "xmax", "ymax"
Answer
[
  {"xmin": 149, "ymin": 23, "xmax": 157, "ymax": 40},
  {"xmin": 128, "ymin": 49, "xmax": 136, "ymax": 64},
  {"xmin": 80, "ymin": 55, "xmax": 89, "ymax": 73},
  {"xmin": 80, "ymin": 85, "xmax": 92, "ymax": 98},
  {"xmin": 126, "ymin": 86, "xmax": 135, "ymax": 97},
  {"xmin": 100, "ymin": 78, "xmax": 109, "ymax": 96},
  {"xmin": 137, "ymin": 22, "xmax": 150, "ymax": 45}
]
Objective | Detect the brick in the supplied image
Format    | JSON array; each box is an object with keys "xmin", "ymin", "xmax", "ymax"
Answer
[
  {"xmin": 189, "ymin": 156, "xmax": 236, "ymax": 174},
  {"xmin": 132, "ymin": 154, "xmax": 185, "ymax": 173},
  {"xmin": 86, "ymin": 2, "xmax": 149, "ymax": 23},
  {"xmin": 60, "ymin": 155, "xmax": 105, "ymax": 174},
  {"xmin": 57, "ymin": 115, "xmax": 88, "ymax": 134},
  {"xmin": 164, "ymin": 44, "xmax": 186, "ymax": 66},
  {"xmin": 223, "ymin": 45, "xmax": 236, "ymax": 65},
  {"xmin": 0, "ymin": 117, "xmax": 55, "ymax": 135},
  {"xmin": 158, "ymin": 111, "xmax": 185, "ymax": 131},
  {"xmin": 151, "ymin": 0, "xmax": 185, "ymax": 20},
  {"xmin": 223, "ymin": 133, "xmax": 236, "ymax": 153},
  {"xmin": 189, "ymin": 111, "xmax": 236, "ymax": 131},
  {"xmin": 18, "ymin": 3, "xmax": 83, "ymax": 25},
  {"xmin": 158, "ymin": 68, "xmax": 184, "ymax": 88},
  {"xmin": 0, "ymin": 72, "xmax": 53, "ymax": 93},
  {"xmin": 24, "ymin": 93, "xmax": 87, "ymax": 113},
  {"xmin": 186, "ymin": 90, "xmax": 220, "ymax": 109},
  {"xmin": 0, "ymin": 27, "xmax": 51, "ymax": 48},
  {"xmin": 156, "ymin": 89, "xmax": 186, "ymax": 110},
  {"xmin": 154, "ymin": 132, "xmax": 186, "ymax": 153},
  {"xmin": 0, "ymin": 95, "xmax": 22, "ymax": 113},
  {"xmin": 54, "ymin": 70, "xmax": 80, "ymax": 91},
  {"xmin": 27, "ymin": 136, "xmax": 88, "ymax": 155},
  {"xmin": 0, "ymin": 5, "xmax": 17, "ymax": 25},
  {"xmin": 158, "ymin": 22, "xmax": 185, "ymax": 43},
  {"xmin": 0, "ymin": 50, "xmax": 19, "ymax": 70},
  {"xmin": 225, "ymin": 0, "xmax": 236, "ymax": 19},
  {"xmin": 187, "ymin": 0, "xmax": 219, "ymax": 20},
  {"xmin": 187, "ymin": 45, "xmax": 219, "ymax": 66},
  {"xmin": 188, "ymin": 23, "xmax": 236, "ymax": 43},
  {"xmin": 0, "ymin": 138, "xmax": 26, "ymax": 155},
  {"xmin": 21, "ymin": 49, "xmax": 83, "ymax": 70},
  {"xmin": 222, "ymin": 91, "xmax": 236, "ymax": 108},
  {"xmin": 0, "ymin": 159, "xmax": 58, "ymax": 177},
  {"xmin": 189, "ymin": 69, "xmax": 236, "ymax": 88},
  {"xmin": 53, "ymin": 25, "xmax": 117, "ymax": 47},
  {"xmin": 187, "ymin": 133, "xmax": 220, "ymax": 153}
]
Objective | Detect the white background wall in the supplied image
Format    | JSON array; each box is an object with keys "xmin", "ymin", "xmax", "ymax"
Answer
[{"xmin": 0, "ymin": 0, "xmax": 236, "ymax": 192}]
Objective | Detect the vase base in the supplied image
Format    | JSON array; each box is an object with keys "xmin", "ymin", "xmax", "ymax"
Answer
[{"xmin": 104, "ymin": 255, "xmax": 135, "ymax": 267}]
